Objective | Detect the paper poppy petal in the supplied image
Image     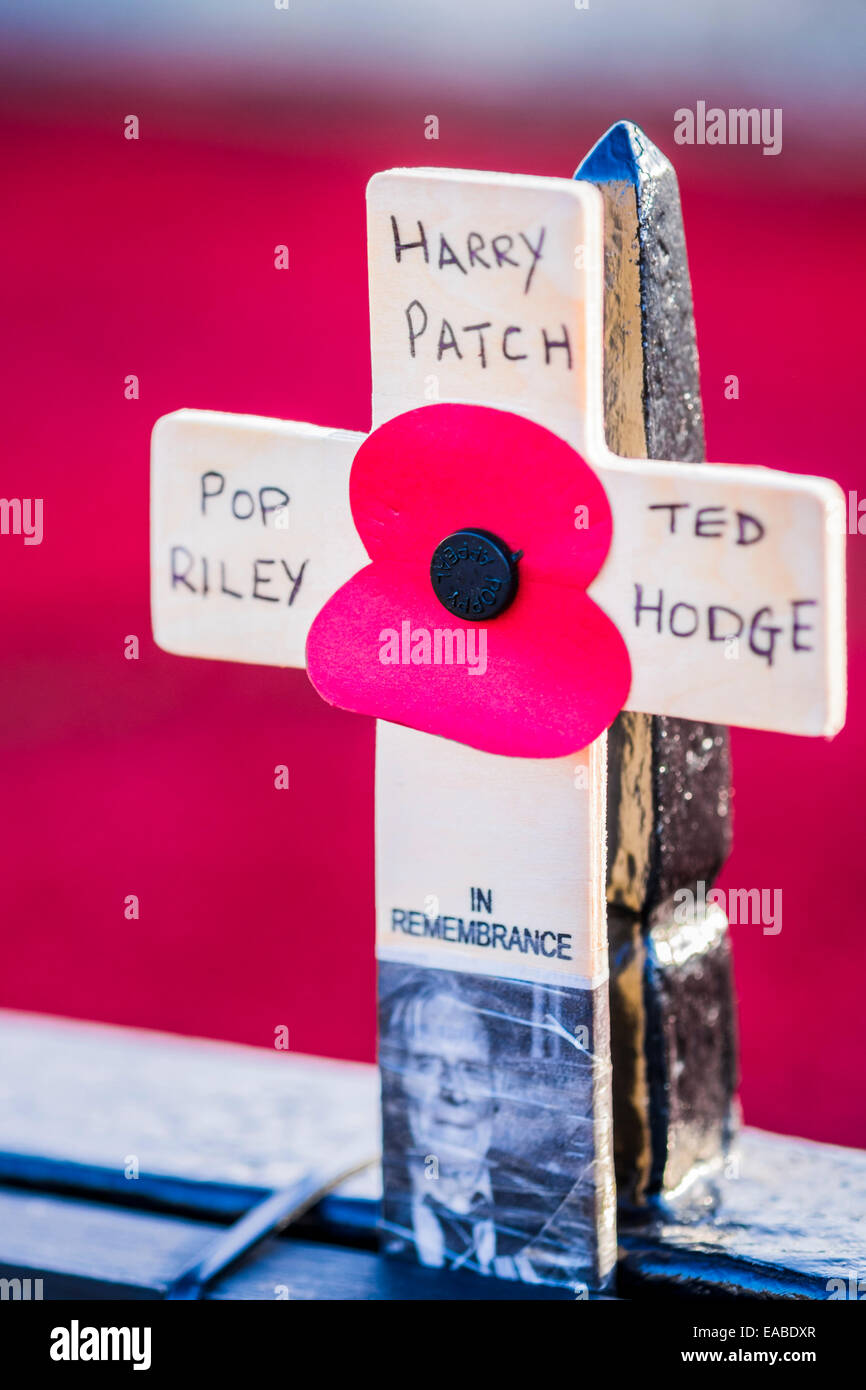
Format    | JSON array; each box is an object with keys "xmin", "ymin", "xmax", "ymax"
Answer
[
  {"xmin": 307, "ymin": 562, "xmax": 631, "ymax": 758},
  {"xmin": 351, "ymin": 405, "xmax": 612, "ymax": 592}
]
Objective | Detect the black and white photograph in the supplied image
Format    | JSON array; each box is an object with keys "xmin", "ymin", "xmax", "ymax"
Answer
[{"xmin": 379, "ymin": 963, "xmax": 607, "ymax": 1288}]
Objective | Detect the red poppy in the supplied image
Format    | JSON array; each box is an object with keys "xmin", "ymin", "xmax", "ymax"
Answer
[{"xmin": 306, "ymin": 404, "xmax": 631, "ymax": 757}]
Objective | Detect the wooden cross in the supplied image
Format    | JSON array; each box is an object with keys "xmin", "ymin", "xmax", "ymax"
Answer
[{"xmin": 150, "ymin": 146, "xmax": 846, "ymax": 1293}]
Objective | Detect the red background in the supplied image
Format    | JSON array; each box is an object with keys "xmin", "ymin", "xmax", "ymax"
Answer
[{"xmin": 2, "ymin": 87, "xmax": 864, "ymax": 1148}]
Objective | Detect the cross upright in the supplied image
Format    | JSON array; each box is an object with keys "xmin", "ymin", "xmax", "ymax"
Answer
[{"xmin": 150, "ymin": 131, "xmax": 846, "ymax": 1294}]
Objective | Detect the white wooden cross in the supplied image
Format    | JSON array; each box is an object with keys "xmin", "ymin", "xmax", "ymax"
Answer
[{"xmin": 150, "ymin": 166, "xmax": 846, "ymax": 1292}]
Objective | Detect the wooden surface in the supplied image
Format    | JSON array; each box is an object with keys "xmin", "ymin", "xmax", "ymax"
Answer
[
  {"xmin": 0, "ymin": 1013, "xmax": 863, "ymax": 1300},
  {"xmin": 151, "ymin": 411, "xmax": 366, "ymax": 667},
  {"xmin": 595, "ymin": 457, "xmax": 844, "ymax": 736},
  {"xmin": 618, "ymin": 1128, "xmax": 866, "ymax": 1300},
  {"xmin": 367, "ymin": 170, "xmax": 615, "ymax": 1291},
  {"xmin": 207, "ymin": 1237, "xmax": 574, "ymax": 1300},
  {"xmin": 375, "ymin": 726, "xmax": 608, "ymax": 988},
  {"xmin": 0, "ymin": 1186, "xmax": 221, "ymax": 1300},
  {"xmin": 0, "ymin": 1011, "xmax": 379, "ymax": 1218},
  {"xmin": 367, "ymin": 168, "xmax": 604, "ymax": 451}
]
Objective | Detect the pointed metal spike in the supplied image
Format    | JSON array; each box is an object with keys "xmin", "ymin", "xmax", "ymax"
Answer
[{"xmin": 576, "ymin": 119, "xmax": 705, "ymax": 464}]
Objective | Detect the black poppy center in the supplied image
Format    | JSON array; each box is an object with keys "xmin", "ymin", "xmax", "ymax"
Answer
[{"xmin": 429, "ymin": 528, "xmax": 521, "ymax": 621}]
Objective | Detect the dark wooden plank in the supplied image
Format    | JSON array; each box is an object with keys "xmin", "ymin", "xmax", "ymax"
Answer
[
  {"xmin": 0, "ymin": 1010, "xmax": 379, "ymax": 1219},
  {"xmin": 206, "ymin": 1239, "xmax": 577, "ymax": 1301},
  {"xmin": 0, "ymin": 1187, "xmax": 220, "ymax": 1299},
  {"xmin": 2, "ymin": 1013, "xmax": 863, "ymax": 1299},
  {"xmin": 320, "ymin": 1129, "xmax": 866, "ymax": 1301},
  {"xmin": 0, "ymin": 1186, "xmax": 576, "ymax": 1301},
  {"xmin": 619, "ymin": 1128, "xmax": 866, "ymax": 1299},
  {"xmin": 2, "ymin": 1128, "xmax": 863, "ymax": 1300}
]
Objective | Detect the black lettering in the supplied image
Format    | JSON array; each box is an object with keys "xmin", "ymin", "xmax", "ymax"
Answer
[
  {"xmin": 405, "ymin": 299, "xmax": 428, "ymax": 357},
  {"xmin": 491, "ymin": 234, "xmax": 518, "ymax": 268},
  {"xmin": 540, "ymin": 930, "xmax": 557, "ymax": 958},
  {"xmin": 503, "ymin": 326, "xmax": 527, "ymax": 360},
  {"xmin": 708, "ymin": 606, "xmax": 744, "ymax": 642},
  {"xmin": 634, "ymin": 584, "xmax": 664, "ymax": 633},
  {"xmin": 219, "ymin": 561, "xmax": 243, "ymax": 599},
  {"xmin": 231, "ymin": 489, "xmax": 255, "ymax": 520},
  {"xmin": 391, "ymin": 216, "xmax": 428, "ymax": 263},
  {"xmin": 492, "ymin": 923, "xmax": 507, "ymax": 949},
  {"xmin": 391, "ymin": 908, "xmax": 407, "ymax": 931},
  {"xmin": 736, "ymin": 511, "xmax": 765, "ymax": 545},
  {"xmin": 201, "ymin": 471, "xmax": 225, "ymax": 516},
  {"xmin": 253, "ymin": 559, "xmax": 278, "ymax": 602},
  {"xmin": 648, "ymin": 502, "xmax": 689, "ymax": 534},
  {"xmin": 556, "ymin": 932, "xmax": 572, "ymax": 961},
  {"xmin": 438, "ymin": 235, "xmax": 467, "ymax": 274},
  {"xmin": 748, "ymin": 607, "xmax": 783, "ymax": 666},
  {"xmin": 437, "ymin": 319, "xmax": 463, "ymax": 360},
  {"xmin": 669, "ymin": 601, "xmax": 699, "ymax": 637},
  {"xmin": 466, "ymin": 232, "xmax": 490, "ymax": 269},
  {"xmin": 170, "ymin": 545, "xmax": 196, "ymax": 593},
  {"xmin": 462, "ymin": 322, "xmax": 491, "ymax": 368},
  {"xmin": 518, "ymin": 227, "xmax": 546, "ymax": 293},
  {"xmin": 542, "ymin": 325, "xmax": 572, "ymax": 368},
  {"xmin": 695, "ymin": 505, "xmax": 726, "ymax": 537},
  {"xmin": 259, "ymin": 486, "xmax": 289, "ymax": 527},
  {"xmin": 280, "ymin": 558, "xmax": 307, "ymax": 606},
  {"xmin": 792, "ymin": 599, "xmax": 817, "ymax": 652}
]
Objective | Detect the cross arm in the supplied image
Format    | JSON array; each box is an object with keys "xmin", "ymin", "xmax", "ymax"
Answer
[
  {"xmin": 150, "ymin": 409, "xmax": 367, "ymax": 668},
  {"xmin": 594, "ymin": 453, "xmax": 846, "ymax": 737},
  {"xmin": 151, "ymin": 408, "xmax": 845, "ymax": 741}
]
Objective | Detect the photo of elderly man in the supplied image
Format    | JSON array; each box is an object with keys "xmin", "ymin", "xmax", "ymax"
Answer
[{"xmin": 379, "ymin": 967, "xmax": 598, "ymax": 1286}]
